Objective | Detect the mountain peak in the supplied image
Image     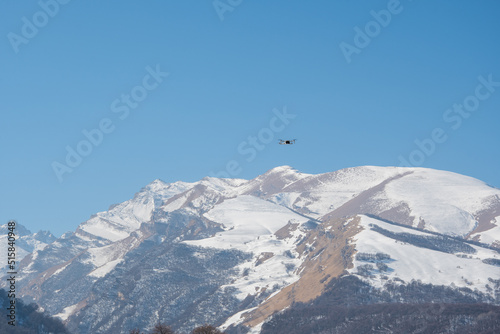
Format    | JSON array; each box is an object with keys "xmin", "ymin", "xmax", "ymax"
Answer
[
  {"xmin": 141, "ymin": 179, "xmax": 197, "ymax": 196},
  {"xmin": 145, "ymin": 178, "xmax": 168, "ymax": 190},
  {"xmin": 264, "ymin": 165, "xmax": 296, "ymax": 174},
  {"xmin": 0, "ymin": 222, "xmax": 32, "ymax": 236},
  {"xmin": 241, "ymin": 166, "xmax": 310, "ymax": 197}
]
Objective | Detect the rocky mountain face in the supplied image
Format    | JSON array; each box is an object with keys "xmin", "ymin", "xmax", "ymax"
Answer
[
  {"xmin": 0, "ymin": 223, "xmax": 56, "ymax": 267},
  {"xmin": 2, "ymin": 166, "xmax": 500, "ymax": 333}
]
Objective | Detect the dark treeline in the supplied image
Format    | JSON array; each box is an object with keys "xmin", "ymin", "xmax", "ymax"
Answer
[
  {"xmin": 0, "ymin": 288, "xmax": 68, "ymax": 334},
  {"xmin": 369, "ymin": 224, "xmax": 477, "ymax": 254},
  {"xmin": 258, "ymin": 275, "xmax": 500, "ymax": 334},
  {"xmin": 261, "ymin": 302, "xmax": 500, "ymax": 334},
  {"xmin": 131, "ymin": 323, "xmax": 225, "ymax": 334},
  {"xmin": 365, "ymin": 214, "xmax": 500, "ymax": 253},
  {"xmin": 483, "ymin": 258, "xmax": 500, "ymax": 267}
]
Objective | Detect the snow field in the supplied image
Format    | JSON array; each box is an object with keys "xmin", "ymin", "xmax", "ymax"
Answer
[
  {"xmin": 383, "ymin": 168, "xmax": 500, "ymax": 236},
  {"xmin": 184, "ymin": 195, "xmax": 308, "ymax": 301},
  {"xmin": 350, "ymin": 215, "xmax": 500, "ymax": 295},
  {"xmin": 270, "ymin": 166, "xmax": 410, "ymax": 217},
  {"xmin": 54, "ymin": 303, "xmax": 79, "ymax": 321},
  {"xmin": 186, "ymin": 195, "xmax": 308, "ymax": 250}
]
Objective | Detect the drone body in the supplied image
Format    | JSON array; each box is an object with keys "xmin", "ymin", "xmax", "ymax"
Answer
[{"xmin": 279, "ymin": 139, "xmax": 296, "ymax": 145}]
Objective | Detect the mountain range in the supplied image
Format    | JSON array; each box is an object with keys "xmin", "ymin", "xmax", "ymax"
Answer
[
  {"xmin": 3, "ymin": 166, "xmax": 500, "ymax": 333},
  {"xmin": 0, "ymin": 223, "xmax": 56, "ymax": 266}
]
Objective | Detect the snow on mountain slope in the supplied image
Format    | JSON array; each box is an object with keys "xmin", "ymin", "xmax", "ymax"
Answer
[
  {"xmin": 162, "ymin": 184, "xmax": 225, "ymax": 214},
  {"xmin": 185, "ymin": 195, "xmax": 309, "ymax": 300},
  {"xmin": 474, "ymin": 216, "xmax": 500, "ymax": 245},
  {"xmin": 381, "ymin": 168, "xmax": 500, "ymax": 236},
  {"xmin": 49, "ymin": 222, "xmax": 155, "ymax": 282},
  {"xmin": 78, "ymin": 180, "xmax": 195, "ymax": 241},
  {"xmin": 238, "ymin": 165, "xmax": 311, "ymax": 197},
  {"xmin": 163, "ymin": 165, "xmax": 499, "ymax": 246},
  {"xmin": 84, "ymin": 242, "xmax": 129, "ymax": 278},
  {"xmin": 186, "ymin": 195, "xmax": 307, "ymax": 250},
  {"xmin": 157, "ymin": 175, "xmax": 250, "ymax": 216},
  {"xmin": 261, "ymin": 166, "xmax": 500, "ymax": 244},
  {"xmin": 0, "ymin": 223, "xmax": 56, "ymax": 263},
  {"xmin": 200, "ymin": 176, "xmax": 249, "ymax": 194},
  {"xmin": 350, "ymin": 215, "xmax": 500, "ymax": 295},
  {"xmin": 268, "ymin": 166, "xmax": 411, "ymax": 217}
]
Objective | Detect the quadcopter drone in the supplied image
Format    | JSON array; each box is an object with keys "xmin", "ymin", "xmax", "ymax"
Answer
[{"xmin": 279, "ymin": 139, "xmax": 296, "ymax": 145}]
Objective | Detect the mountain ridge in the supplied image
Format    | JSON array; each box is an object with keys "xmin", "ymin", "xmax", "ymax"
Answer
[{"xmin": 3, "ymin": 165, "xmax": 500, "ymax": 333}]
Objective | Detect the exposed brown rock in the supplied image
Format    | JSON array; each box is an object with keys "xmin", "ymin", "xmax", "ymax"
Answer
[
  {"xmin": 275, "ymin": 222, "xmax": 300, "ymax": 240},
  {"xmin": 256, "ymin": 252, "xmax": 274, "ymax": 266},
  {"xmin": 467, "ymin": 195, "xmax": 500, "ymax": 239},
  {"xmin": 322, "ymin": 172, "xmax": 413, "ymax": 223},
  {"xmin": 242, "ymin": 167, "xmax": 306, "ymax": 197},
  {"xmin": 242, "ymin": 216, "xmax": 363, "ymax": 328},
  {"xmin": 378, "ymin": 202, "xmax": 416, "ymax": 227}
]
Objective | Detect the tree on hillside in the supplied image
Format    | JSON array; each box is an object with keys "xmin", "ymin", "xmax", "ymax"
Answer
[
  {"xmin": 192, "ymin": 324, "xmax": 225, "ymax": 334},
  {"xmin": 0, "ymin": 288, "xmax": 68, "ymax": 334},
  {"xmin": 129, "ymin": 329, "xmax": 144, "ymax": 334},
  {"xmin": 152, "ymin": 322, "xmax": 176, "ymax": 334}
]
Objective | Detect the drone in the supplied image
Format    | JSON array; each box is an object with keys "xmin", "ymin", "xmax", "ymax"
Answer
[{"xmin": 279, "ymin": 139, "xmax": 296, "ymax": 145}]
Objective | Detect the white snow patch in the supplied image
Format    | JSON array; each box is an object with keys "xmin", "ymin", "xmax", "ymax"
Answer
[
  {"xmin": 184, "ymin": 195, "xmax": 308, "ymax": 301},
  {"xmin": 220, "ymin": 307, "xmax": 257, "ymax": 330},
  {"xmin": 185, "ymin": 195, "xmax": 307, "ymax": 250},
  {"xmin": 52, "ymin": 263, "xmax": 69, "ymax": 277},
  {"xmin": 349, "ymin": 215, "xmax": 500, "ymax": 295},
  {"xmin": 88, "ymin": 258, "xmax": 123, "ymax": 278},
  {"xmin": 162, "ymin": 194, "xmax": 188, "ymax": 212},
  {"xmin": 54, "ymin": 303, "xmax": 79, "ymax": 321},
  {"xmin": 83, "ymin": 239, "xmax": 137, "ymax": 277}
]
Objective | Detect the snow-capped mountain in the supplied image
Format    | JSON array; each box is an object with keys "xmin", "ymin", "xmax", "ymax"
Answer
[
  {"xmin": 3, "ymin": 166, "xmax": 500, "ymax": 333},
  {"xmin": 0, "ymin": 223, "xmax": 56, "ymax": 265}
]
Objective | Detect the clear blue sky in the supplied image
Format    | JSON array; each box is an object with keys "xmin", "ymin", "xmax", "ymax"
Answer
[{"xmin": 2, "ymin": 0, "xmax": 500, "ymax": 236}]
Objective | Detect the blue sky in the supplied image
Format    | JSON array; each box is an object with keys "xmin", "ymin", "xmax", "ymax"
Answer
[{"xmin": 1, "ymin": 0, "xmax": 500, "ymax": 236}]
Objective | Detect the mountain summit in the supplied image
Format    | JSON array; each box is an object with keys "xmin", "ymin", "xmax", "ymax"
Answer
[
  {"xmin": 0, "ymin": 223, "xmax": 56, "ymax": 263},
  {"xmin": 4, "ymin": 166, "xmax": 500, "ymax": 333}
]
